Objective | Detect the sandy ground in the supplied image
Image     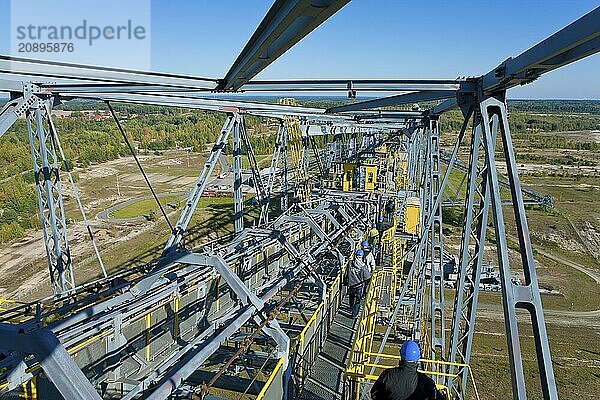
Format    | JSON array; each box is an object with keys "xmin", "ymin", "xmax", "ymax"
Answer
[{"xmin": 0, "ymin": 151, "xmax": 250, "ymax": 300}]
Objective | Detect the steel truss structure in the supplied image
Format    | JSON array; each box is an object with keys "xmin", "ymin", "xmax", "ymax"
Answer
[{"xmin": 0, "ymin": 1, "xmax": 598, "ymax": 399}]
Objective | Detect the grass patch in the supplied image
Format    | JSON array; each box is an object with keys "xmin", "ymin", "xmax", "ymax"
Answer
[
  {"xmin": 469, "ymin": 316, "xmax": 600, "ymax": 400},
  {"xmin": 111, "ymin": 195, "xmax": 181, "ymax": 219}
]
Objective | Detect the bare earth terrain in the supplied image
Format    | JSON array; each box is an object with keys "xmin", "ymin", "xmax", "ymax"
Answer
[{"xmin": 1, "ymin": 129, "xmax": 599, "ymax": 399}]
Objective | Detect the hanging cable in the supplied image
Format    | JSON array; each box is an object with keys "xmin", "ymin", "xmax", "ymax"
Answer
[{"xmin": 106, "ymin": 101, "xmax": 175, "ymax": 233}]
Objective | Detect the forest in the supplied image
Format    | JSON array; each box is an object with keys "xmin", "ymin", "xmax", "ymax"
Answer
[{"xmin": 0, "ymin": 98, "xmax": 598, "ymax": 243}]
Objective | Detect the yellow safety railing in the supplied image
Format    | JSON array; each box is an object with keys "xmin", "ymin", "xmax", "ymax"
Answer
[
  {"xmin": 255, "ymin": 357, "xmax": 285, "ymax": 400},
  {"xmin": 345, "ymin": 215, "xmax": 479, "ymax": 400},
  {"xmin": 0, "ymin": 298, "xmax": 31, "ymax": 324},
  {"xmin": 347, "ymin": 222, "xmax": 398, "ymax": 384},
  {"xmin": 258, "ymin": 254, "xmax": 350, "ymax": 397},
  {"xmin": 345, "ymin": 351, "xmax": 480, "ymax": 400}
]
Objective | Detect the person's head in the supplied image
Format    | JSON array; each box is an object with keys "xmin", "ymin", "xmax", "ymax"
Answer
[
  {"xmin": 400, "ymin": 340, "xmax": 421, "ymax": 363},
  {"xmin": 361, "ymin": 240, "xmax": 369, "ymax": 249},
  {"xmin": 378, "ymin": 216, "xmax": 384, "ymax": 222},
  {"xmin": 355, "ymin": 249, "xmax": 364, "ymax": 257},
  {"xmin": 372, "ymin": 223, "xmax": 377, "ymax": 228}
]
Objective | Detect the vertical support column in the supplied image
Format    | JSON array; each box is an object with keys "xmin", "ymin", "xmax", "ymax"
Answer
[
  {"xmin": 233, "ymin": 114, "xmax": 244, "ymax": 234},
  {"xmin": 281, "ymin": 124, "xmax": 289, "ymax": 212},
  {"xmin": 427, "ymin": 119, "xmax": 446, "ymax": 371},
  {"xmin": 412, "ymin": 127, "xmax": 428, "ymax": 340},
  {"xmin": 27, "ymin": 99, "xmax": 75, "ymax": 296},
  {"xmin": 479, "ymin": 96, "xmax": 557, "ymax": 400},
  {"xmin": 351, "ymin": 128, "xmax": 357, "ymax": 160},
  {"xmin": 325, "ymin": 128, "xmax": 338, "ymax": 176},
  {"xmin": 446, "ymin": 103, "xmax": 493, "ymax": 397},
  {"xmin": 406, "ymin": 132, "xmax": 419, "ymax": 196},
  {"xmin": 359, "ymin": 130, "xmax": 368, "ymax": 153}
]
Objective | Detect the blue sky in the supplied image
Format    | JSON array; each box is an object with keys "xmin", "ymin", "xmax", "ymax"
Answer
[{"xmin": 1, "ymin": 0, "xmax": 598, "ymax": 99}]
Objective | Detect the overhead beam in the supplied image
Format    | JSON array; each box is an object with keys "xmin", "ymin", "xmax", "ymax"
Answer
[
  {"xmin": 0, "ymin": 55, "xmax": 218, "ymax": 90},
  {"xmin": 58, "ymin": 92, "xmax": 327, "ymax": 116},
  {"xmin": 482, "ymin": 6, "xmax": 600, "ymax": 93},
  {"xmin": 430, "ymin": 98, "xmax": 459, "ymax": 116},
  {"xmin": 219, "ymin": 0, "xmax": 349, "ymax": 91},
  {"xmin": 326, "ymin": 90, "xmax": 456, "ymax": 113},
  {"xmin": 239, "ymin": 78, "xmax": 461, "ymax": 92},
  {"xmin": 353, "ymin": 111, "xmax": 424, "ymax": 120}
]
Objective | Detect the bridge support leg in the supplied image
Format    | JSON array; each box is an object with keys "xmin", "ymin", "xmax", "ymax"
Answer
[
  {"xmin": 163, "ymin": 114, "xmax": 236, "ymax": 254},
  {"xmin": 260, "ymin": 121, "xmax": 286, "ymax": 225},
  {"xmin": 27, "ymin": 98, "xmax": 75, "ymax": 296},
  {"xmin": 479, "ymin": 95, "xmax": 557, "ymax": 400},
  {"xmin": 426, "ymin": 118, "xmax": 446, "ymax": 376},
  {"xmin": 281, "ymin": 124, "xmax": 289, "ymax": 212},
  {"xmin": 447, "ymin": 101, "xmax": 493, "ymax": 397}
]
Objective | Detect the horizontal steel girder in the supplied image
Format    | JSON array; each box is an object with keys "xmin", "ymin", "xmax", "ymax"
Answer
[
  {"xmin": 239, "ymin": 78, "xmax": 461, "ymax": 92},
  {"xmin": 0, "ymin": 54, "xmax": 218, "ymax": 90},
  {"xmin": 219, "ymin": 0, "xmax": 350, "ymax": 91},
  {"xmin": 326, "ymin": 90, "xmax": 457, "ymax": 113}
]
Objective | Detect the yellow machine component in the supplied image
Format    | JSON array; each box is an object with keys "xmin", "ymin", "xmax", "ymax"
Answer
[
  {"xmin": 342, "ymin": 163, "xmax": 356, "ymax": 191},
  {"xmin": 396, "ymin": 152, "xmax": 408, "ymax": 190},
  {"xmin": 363, "ymin": 164, "xmax": 378, "ymax": 192},
  {"xmin": 405, "ymin": 196, "xmax": 420, "ymax": 235}
]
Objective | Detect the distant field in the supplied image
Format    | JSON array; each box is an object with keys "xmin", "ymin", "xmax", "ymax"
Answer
[{"xmin": 110, "ymin": 195, "xmax": 181, "ymax": 219}]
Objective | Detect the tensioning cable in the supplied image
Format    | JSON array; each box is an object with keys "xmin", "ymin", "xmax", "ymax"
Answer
[{"xmin": 106, "ymin": 101, "xmax": 175, "ymax": 233}]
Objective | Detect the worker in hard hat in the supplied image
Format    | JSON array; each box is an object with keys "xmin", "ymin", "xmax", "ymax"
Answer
[
  {"xmin": 385, "ymin": 199, "xmax": 395, "ymax": 223},
  {"xmin": 346, "ymin": 248, "xmax": 371, "ymax": 319},
  {"xmin": 361, "ymin": 240, "xmax": 376, "ymax": 273},
  {"xmin": 371, "ymin": 340, "xmax": 438, "ymax": 400},
  {"xmin": 367, "ymin": 222, "xmax": 379, "ymax": 249}
]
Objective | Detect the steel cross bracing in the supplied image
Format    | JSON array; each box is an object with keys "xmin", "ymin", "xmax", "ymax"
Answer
[
  {"xmin": 0, "ymin": 2, "xmax": 597, "ymax": 400},
  {"xmin": 259, "ymin": 121, "xmax": 286, "ymax": 225},
  {"xmin": 0, "ymin": 195, "xmax": 367, "ymax": 399},
  {"xmin": 163, "ymin": 115, "xmax": 236, "ymax": 254},
  {"xmin": 446, "ymin": 100, "xmax": 493, "ymax": 398},
  {"xmin": 240, "ymin": 115, "xmax": 268, "ymax": 206},
  {"xmin": 439, "ymin": 149, "xmax": 554, "ymax": 209},
  {"xmin": 424, "ymin": 118, "xmax": 446, "ymax": 375},
  {"xmin": 27, "ymin": 97, "xmax": 75, "ymax": 296},
  {"xmin": 232, "ymin": 114, "xmax": 244, "ymax": 234}
]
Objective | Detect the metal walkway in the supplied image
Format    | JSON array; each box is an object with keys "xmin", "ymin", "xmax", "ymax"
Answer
[{"xmin": 298, "ymin": 296, "xmax": 357, "ymax": 400}]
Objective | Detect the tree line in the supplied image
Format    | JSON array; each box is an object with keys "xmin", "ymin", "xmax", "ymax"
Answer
[{"xmin": 0, "ymin": 99, "xmax": 598, "ymax": 244}]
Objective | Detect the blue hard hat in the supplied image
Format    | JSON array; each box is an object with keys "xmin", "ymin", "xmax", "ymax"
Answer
[
  {"xmin": 356, "ymin": 249, "xmax": 364, "ymax": 257},
  {"xmin": 361, "ymin": 240, "xmax": 369, "ymax": 248},
  {"xmin": 372, "ymin": 223, "xmax": 377, "ymax": 228},
  {"xmin": 400, "ymin": 340, "xmax": 421, "ymax": 362},
  {"xmin": 378, "ymin": 216, "xmax": 384, "ymax": 222}
]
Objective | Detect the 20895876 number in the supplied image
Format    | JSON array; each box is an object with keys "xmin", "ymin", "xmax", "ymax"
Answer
[{"xmin": 18, "ymin": 42, "xmax": 74, "ymax": 52}]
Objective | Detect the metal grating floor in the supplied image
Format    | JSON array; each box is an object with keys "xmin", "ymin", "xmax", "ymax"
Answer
[{"xmin": 297, "ymin": 296, "xmax": 357, "ymax": 400}]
